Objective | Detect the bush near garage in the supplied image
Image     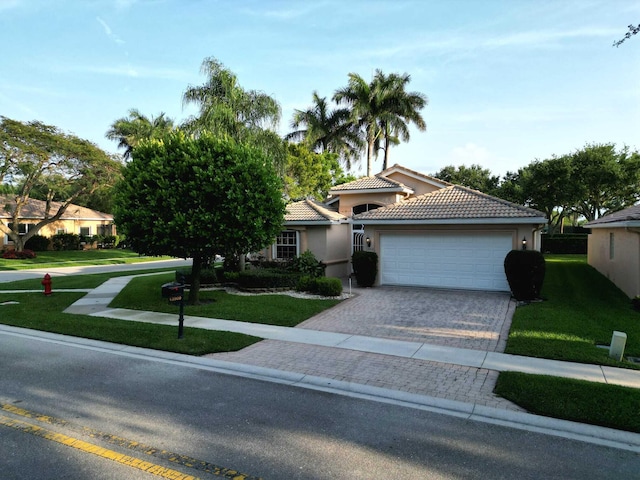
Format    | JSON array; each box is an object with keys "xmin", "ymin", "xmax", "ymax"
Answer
[
  {"xmin": 504, "ymin": 250, "xmax": 546, "ymax": 301},
  {"xmin": 352, "ymin": 251, "xmax": 378, "ymax": 287}
]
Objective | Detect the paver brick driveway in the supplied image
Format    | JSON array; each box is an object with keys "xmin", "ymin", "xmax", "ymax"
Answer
[{"xmin": 299, "ymin": 286, "xmax": 515, "ymax": 352}]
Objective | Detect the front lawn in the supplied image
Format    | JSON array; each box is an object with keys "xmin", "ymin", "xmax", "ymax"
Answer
[
  {"xmin": 0, "ymin": 249, "xmax": 173, "ymax": 270},
  {"xmin": 0, "ymin": 292, "xmax": 260, "ymax": 355},
  {"xmin": 505, "ymin": 254, "xmax": 640, "ymax": 369},
  {"xmin": 110, "ymin": 272, "xmax": 341, "ymax": 327}
]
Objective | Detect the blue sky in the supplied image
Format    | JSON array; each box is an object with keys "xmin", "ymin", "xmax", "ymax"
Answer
[{"xmin": 1, "ymin": 0, "xmax": 638, "ymax": 177}]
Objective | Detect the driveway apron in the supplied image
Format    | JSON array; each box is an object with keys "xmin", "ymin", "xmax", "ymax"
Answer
[{"xmin": 211, "ymin": 286, "xmax": 523, "ymax": 411}]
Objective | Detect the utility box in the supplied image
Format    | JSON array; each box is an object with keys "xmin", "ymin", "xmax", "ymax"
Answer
[
  {"xmin": 161, "ymin": 282, "xmax": 184, "ymax": 306},
  {"xmin": 609, "ymin": 331, "xmax": 627, "ymax": 361}
]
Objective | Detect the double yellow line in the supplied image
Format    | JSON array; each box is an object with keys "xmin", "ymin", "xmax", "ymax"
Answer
[{"xmin": 1, "ymin": 403, "xmax": 259, "ymax": 480}]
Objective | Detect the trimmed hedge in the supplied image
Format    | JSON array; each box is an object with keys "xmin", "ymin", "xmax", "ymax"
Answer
[
  {"xmin": 25, "ymin": 234, "xmax": 51, "ymax": 251},
  {"xmin": 238, "ymin": 269, "xmax": 300, "ymax": 289},
  {"xmin": 296, "ymin": 276, "xmax": 343, "ymax": 296},
  {"xmin": 541, "ymin": 234, "xmax": 587, "ymax": 254}
]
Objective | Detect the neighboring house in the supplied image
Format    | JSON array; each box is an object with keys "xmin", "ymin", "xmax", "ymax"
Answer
[
  {"xmin": 264, "ymin": 164, "xmax": 547, "ymax": 292},
  {"xmin": 585, "ymin": 204, "xmax": 640, "ymax": 299},
  {"xmin": 0, "ymin": 195, "xmax": 115, "ymax": 250}
]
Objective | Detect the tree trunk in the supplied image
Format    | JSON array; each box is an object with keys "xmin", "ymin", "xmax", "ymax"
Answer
[
  {"xmin": 187, "ymin": 254, "xmax": 203, "ymax": 305},
  {"xmin": 367, "ymin": 140, "xmax": 375, "ymax": 176}
]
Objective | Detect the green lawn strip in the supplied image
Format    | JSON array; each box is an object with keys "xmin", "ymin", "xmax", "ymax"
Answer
[
  {"xmin": 505, "ymin": 254, "xmax": 640, "ymax": 370},
  {"xmin": 0, "ymin": 292, "xmax": 260, "ymax": 355},
  {"xmin": 495, "ymin": 372, "xmax": 640, "ymax": 434},
  {"xmin": 0, "ymin": 250, "xmax": 173, "ymax": 271},
  {"xmin": 110, "ymin": 272, "xmax": 342, "ymax": 327},
  {"xmin": 0, "ymin": 269, "xmax": 178, "ymax": 290}
]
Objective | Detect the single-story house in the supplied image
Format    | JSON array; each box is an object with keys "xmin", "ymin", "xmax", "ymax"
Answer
[
  {"xmin": 1, "ymin": 195, "xmax": 115, "ymax": 250},
  {"xmin": 585, "ymin": 204, "xmax": 640, "ymax": 299},
  {"xmin": 263, "ymin": 164, "xmax": 547, "ymax": 292}
]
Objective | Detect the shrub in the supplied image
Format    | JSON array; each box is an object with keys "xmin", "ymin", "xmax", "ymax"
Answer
[
  {"xmin": 175, "ymin": 267, "xmax": 221, "ymax": 285},
  {"xmin": 296, "ymin": 275, "xmax": 315, "ymax": 292},
  {"xmin": 2, "ymin": 249, "xmax": 37, "ymax": 259},
  {"xmin": 238, "ymin": 268, "xmax": 300, "ymax": 289},
  {"xmin": 541, "ymin": 234, "xmax": 587, "ymax": 254},
  {"xmin": 352, "ymin": 250, "xmax": 378, "ymax": 287},
  {"xmin": 315, "ymin": 277, "xmax": 343, "ymax": 297},
  {"xmin": 290, "ymin": 250, "xmax": 326, "ymax": 277},
  {"xmin": 25, "ymin": 235, "xmax": 50, "ymax": 251},
  {"xmin": 504, "ymin": 250, "xmax": 546, "ymax": 301},
  {"xmin": 52, "ymin": 233, "xmax": 81, "ymax": 251}
]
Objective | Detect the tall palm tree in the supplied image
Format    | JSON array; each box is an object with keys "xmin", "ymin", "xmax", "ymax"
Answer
[
  {"xmin": 333, "ymin": 70, "xmax": 427, "ymax": 175},
  {"xmin": 374, "ymin": 71, "xmax": 427, "ymax": 170},
  {"xmin": 106, "ymin": 109, "xmax": 174, "ymax": 160},
  {"xmin": 286, "ymin": 92, "xmax": 362, "ymax": 170}
]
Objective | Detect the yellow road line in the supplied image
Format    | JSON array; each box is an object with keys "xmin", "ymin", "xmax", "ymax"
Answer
[
  {"xmin": 1, "ymin": 403, "xmax": 261, "ymax": 480},
  {"xmin": 0, "ymin": 415, "xmax": 199, "ymax": 480}
]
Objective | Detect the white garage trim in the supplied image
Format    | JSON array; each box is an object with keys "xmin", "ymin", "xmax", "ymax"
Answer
[{"xmin": 380, "ymin": 232, "xmax": 512, "ymax": 291}]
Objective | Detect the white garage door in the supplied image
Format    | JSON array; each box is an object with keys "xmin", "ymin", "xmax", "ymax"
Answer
[{"xmin": 380, "ymin": 232, "xmax": 512, "ymax": 291}]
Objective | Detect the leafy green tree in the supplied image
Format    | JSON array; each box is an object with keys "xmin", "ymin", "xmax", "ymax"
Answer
[
  {"xmin": 432, "ymin": 164, "xmax": 500, "ymax": 195},
  {"xmin": 114, "ymin": 132, "xmax": 285, "ymax": 304},
  {"xmin": 182, "ymin": 56, "xmax": 285, "ymax": 170},
  {"xmin": 0, "ymin": 116, "xmax": 122, "ymax": 251},
  {"xmin": 517, "ymin": 155, "xmax": 577, "ymax": 232},
  {"xmin": 284, "ymin": 144, "xmax": 355, "ymax": 201},
  {"xmin": 571, "ymin": 143, "xmax": 640, "ymax": 221},
  {"xmin": 334, "ymin": 70, "xmax": 427, "ymax": 175},
  {"xmin": 106, "ymin": 109, "xmax": 174, "ymax": 160},
  {"xmin": 286, "ymin": 92, "xmax": 362, "ymax": 170}
]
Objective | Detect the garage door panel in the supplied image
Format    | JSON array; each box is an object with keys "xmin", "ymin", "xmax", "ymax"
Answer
[{"xmin": 380, "ymin": 232, "xmax": 511, "ymax": 291}]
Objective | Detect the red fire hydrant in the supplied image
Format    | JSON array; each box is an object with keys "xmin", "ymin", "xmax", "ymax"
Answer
[{"xmin": 41, "ymin": 273, "xmax": 52, "ymax": 296}]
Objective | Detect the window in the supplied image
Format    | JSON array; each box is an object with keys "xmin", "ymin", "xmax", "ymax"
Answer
[
  {"xmin": 352, "ymin": 204, "xmax": 381, "ymax": 215},
  {"xmin": 56, "ymin": 229, "xmax": 66, "ymax": 235},
  {"xmin": 7, "ymin": 223, "xmax": 35, "ymax": 235},
  {"xmin": 80, "ymin": 227, "xmax": 91, "ymax": 237},
  {"xmin": 274, "ymin": 231, "xmax": 298, "ymax": 260},
  {"xmin": 609, "ymin": 232, "xmax": 615, "ymax": 260}
]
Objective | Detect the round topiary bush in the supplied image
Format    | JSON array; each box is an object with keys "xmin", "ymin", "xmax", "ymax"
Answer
[{"xmin": 504, "ymin": 250, "xmax": 546, "ymax": 301}]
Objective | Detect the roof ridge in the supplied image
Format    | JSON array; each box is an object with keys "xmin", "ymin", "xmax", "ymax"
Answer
[
  {"xmin": 380, "ymin": 163, "xmax": 453, "ymax": 187},
  {"xmin": 452, "ymin": 184, "xmax": 545, "ymax": 217}
]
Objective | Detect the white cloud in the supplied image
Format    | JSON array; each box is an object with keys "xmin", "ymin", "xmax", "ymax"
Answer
[
  {"xmin": 96, "ymin": 16, "xmax": 125, "ymax": 45},
  {"xmin": 449, "ymin": 143, "xmax": 491, "ymax": 166}
]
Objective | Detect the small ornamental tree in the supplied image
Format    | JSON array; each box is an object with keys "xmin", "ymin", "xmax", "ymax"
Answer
[
  {"xmin": 114, "ymin": 132, "xmax": 286, "ymax": 304},
  {"xmin": 504, "ymin": 250, "xmax": 546, "ymax": 302}
]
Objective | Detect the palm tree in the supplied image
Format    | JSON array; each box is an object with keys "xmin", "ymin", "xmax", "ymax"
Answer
[
  {"xmin": 286, "ymin": 92, "xmax": 362, "ymax": 170},
  {"xmin": 374, "ymin": 71, "xmax": 427, "ymax": 170},
  {"xmin": 182, "ymin": 57, "xmax": 280, "ymax": 138},
  {"xmin": 182, "ymin": 56, "xmax": 284, "ymax": 169},
  {"xmin": 333, "ymin": 70, "xmax": 427, "ymax": 175},
  {"xmin": 106, "ymin": 109, "xmax": 174, "ymax": 160}
]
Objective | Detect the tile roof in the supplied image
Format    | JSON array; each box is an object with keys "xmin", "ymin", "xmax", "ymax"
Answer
[
  {"xmin": 352, "ymin": 185, "xmax": 546, "ymax": 222},
  {"xmin": 0, "ymin": 195, "xmax": 113, "ymax": 221},
  {"xmin": 584, "ymin": 204, "xmax": 640, "ymax": 227},
  {"xmin": 329, "ymin": 175, "xmax": 411, "ymax": 193},
  {"xmin": 285, "ymin": 199, "xmax": 347, "ymax": 223}
]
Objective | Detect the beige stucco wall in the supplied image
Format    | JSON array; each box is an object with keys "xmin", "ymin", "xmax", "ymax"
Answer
[
  {"xmin": 385, "ymin": 171, "xmax": 442, "ymax": 196},
  {"xmin": 335, "ymin": 192, "xmax": 405, "ymax": 217},
  {"xmin": 2, "ymin": 219, "xmax": 114, "ymax": 248},
  {"xmin": 262, "ymin": 223, "xmax": 351, "ymax": 277},
  {"xmin": 588, "ymin": 228, "xmax": 640, "ymax": 298}
]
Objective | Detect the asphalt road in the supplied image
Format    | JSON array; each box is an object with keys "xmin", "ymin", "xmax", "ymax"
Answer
[{"xmin": 1, "ymin": 330, "xmax": 638, "ymax": 480}]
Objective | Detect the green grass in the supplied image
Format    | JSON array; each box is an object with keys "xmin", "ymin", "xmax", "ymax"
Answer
[
  {"xmin": 0, "ymin": 249, "xmax": 173, "ymax": 270},
  {"xmin": 0, "ymin": 269, "xmax": 178, "ymax": 290},
  {"xmin": 495, "ymin": 372, "xmax": 640, "ymax": 433},
  {"xmin": 505, "ymin": 254, "xmax": 640, "ymax": 369},
  {"xmin": 110, "ymin": 273, "xmax": 341, "ymax": 327},
  {"xmin": 0, "ymin": 292, "xmax": 260, "ymax": 355}
]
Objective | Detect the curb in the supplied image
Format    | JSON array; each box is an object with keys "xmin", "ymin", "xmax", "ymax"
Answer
[{"xmin": 1, "ymin": 324, "xmax": 639, "ymax": 453}]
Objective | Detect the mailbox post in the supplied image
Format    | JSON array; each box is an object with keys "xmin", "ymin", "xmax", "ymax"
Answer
[{"xmin": 161, "ymin": 281, "xmax": 186, "ymax": 339}]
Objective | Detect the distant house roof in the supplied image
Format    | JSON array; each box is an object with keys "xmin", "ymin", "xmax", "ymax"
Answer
[
  {"xmin": 584, "ymin": 204, "xmax": 640, "ymax": 228},
  {"xmin": 284, "ymin": 199, "xmax": 347, "ymax": 225},
  {"xmin": 0, "ymin": 195, "xmax": 113, "ymax": 222},
  {"xmin": 352, "ymin": 185, "xmax": 547, "ymax": 224}
]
